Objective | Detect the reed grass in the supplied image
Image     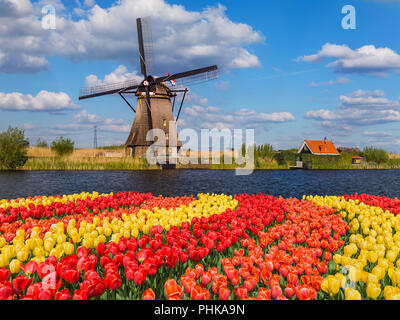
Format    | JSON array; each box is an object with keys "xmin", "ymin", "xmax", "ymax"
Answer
[
  {"xmin": 18, "ymin": 148, "xmax": 400, "ymax": 171},
  {"xmin": 23, "ymin": 156, "xmax": 159, "ymax": 170}
]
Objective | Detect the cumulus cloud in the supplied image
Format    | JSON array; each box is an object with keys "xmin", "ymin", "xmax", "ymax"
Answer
[
  {"xmin": 305, "ymin": 90, "xmax": 400, "ymax": 130},
  {"xmin": 0, "ymin": 90, "xmax": 80, "ymax": 111},
  {"xmin": 55, "ymin": 109, "xmax": 131, "ymax": 133},
  {"xmin": 182, "ymin": 105, "xmax": 295, "ymax": 130},
  {"xmin": 298, "ymin": 43, "xmax": 400, "ymax": 76},
  {"xmin": 1, "ymin": 0, "xmax": 264, "ymax": 74},
  {"xmin": 362, "ymin": 131, "xmax": 393, "ymax": 138},
  {"xmin": 85, "ymin": 65, "xmax": 143, "ymax": 86}
]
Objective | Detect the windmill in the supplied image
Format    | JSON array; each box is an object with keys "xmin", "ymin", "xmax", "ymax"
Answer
[{"xmin": 79, "ymin": 17, "xmax": 218, "ymax": 164}]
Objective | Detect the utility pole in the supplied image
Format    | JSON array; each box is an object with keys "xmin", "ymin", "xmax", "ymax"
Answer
[{"xmin": 94, "ymin": 125, "xmax": 98, "ymax": 149}]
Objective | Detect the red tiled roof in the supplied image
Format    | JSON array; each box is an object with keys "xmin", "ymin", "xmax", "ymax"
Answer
[{"xmin": 303, "ymin": 140, "xmax": 339, "ymax": 155}]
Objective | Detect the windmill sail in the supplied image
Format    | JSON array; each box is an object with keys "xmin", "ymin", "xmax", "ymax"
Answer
[
  {"xmin": 165, "ymin": 68, "xmax": 219, "ymax": 89},
  {"xmin": 140, "ymin": 17, "xmax": 155, "ymax": 76},
  {"xmin": 79, "ymin": 79, "xmax": 139, "ymax": 100}
]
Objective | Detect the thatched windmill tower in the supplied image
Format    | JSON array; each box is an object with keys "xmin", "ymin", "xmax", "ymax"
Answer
[{"xmin": 79, "ymin": 17, "xmax": 218, "ymax": 164}]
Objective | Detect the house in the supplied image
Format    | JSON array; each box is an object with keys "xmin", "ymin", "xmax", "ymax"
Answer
[
  {"xmin": 352, "ymin": 156, "xmax": 363, "ymax": 165},
  {"xmin": 298, "ymin": 139, "xmax": 340, "ymax": 156}
]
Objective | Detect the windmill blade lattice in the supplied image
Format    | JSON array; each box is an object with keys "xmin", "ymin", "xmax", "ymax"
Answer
[
  {"xmin": 79, "ymin": 79, "xmax": 140, "ymax": 100},
  {"xmin": 140, "ymin": 17, "xmax": 156, "ymax": 76}
]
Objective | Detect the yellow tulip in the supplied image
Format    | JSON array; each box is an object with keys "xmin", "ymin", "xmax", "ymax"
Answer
[
  {"xmin": 366, "ymin": 283, "xmax": 381, "ymax": 299},
  {"xmin": 64, "ymin": 243, "xmax": 74, "ymax": 255},
  {"xmin": 9, "ymin": 259, "xmax": 20, "ymax": 274},
  {"xmin": 368, "ymin": 251, "xmax": 378, "ymax": 264},
  {"xmin": 344, "ymin": 288, "xmax": 361, "ymax": 300},
  {"xmin": 348, "ymin": 267, "xmax": 361, "ymax": 283},
  {"xmin": 388, "ymin": 268, "xmax": 400, "ymax": 285}
]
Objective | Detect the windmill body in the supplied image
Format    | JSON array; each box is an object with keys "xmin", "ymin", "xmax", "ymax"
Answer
[
  {"xmin": 126, "ymin": 82, "xmax": 182, "ymax": 158},
  {"xmin": 79, "ymin": 17, "xmax": 218, "ymax": 164}
]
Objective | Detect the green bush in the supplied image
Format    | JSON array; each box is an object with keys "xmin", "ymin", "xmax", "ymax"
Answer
[
  {"xmin": 301, "ymin": 152, "xmax": 353, "ymax": 169},
  {"xmin": 36, "ymin": 139, "xmax": 48, "ymax": 148},
  {"xmin": 51, "ymin": 137, "xmax": 74, "ymax": 156},
  {"xmin": 388, "ymin": 158, "xmax": 400, "ymax": 168},
  {"xmin": 274, "ymin": 150, "xmax": 297, "ymax": 166},
  {"xmin": 362, "ymin": 147, "xmax": 389, "ymax": 164},
  {"xmin": 0, "ymin": 126, "xmax": 29, "ymax": 169},
  {"xmin": 255, "ymin": 144, "xmax": 275, "ymax": 159}
]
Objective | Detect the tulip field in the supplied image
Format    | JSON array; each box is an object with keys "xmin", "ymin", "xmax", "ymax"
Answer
[{"xmin": 0, "ymin": 191, "xmax": 400, "ymax": 300}]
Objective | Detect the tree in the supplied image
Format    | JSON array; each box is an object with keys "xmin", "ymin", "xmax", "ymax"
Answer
[
  {"xmin": 51, "ymin": 137, "xmax": 74, "ymax": 156},
  {"xmin": 0, "ymin": 126, "xmax": 29, "ymax": 169},
  {"xmin": 362, "ymin": 146, "xmax": 389, "ymax": 164},
  {"xmin": 36, "ymin": 138, "xmax": 48, "ymax": 148}
]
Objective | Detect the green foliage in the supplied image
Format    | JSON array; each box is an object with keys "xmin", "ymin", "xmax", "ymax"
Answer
[
  {"xmin": 388, "ymin": 158, "xmax": 400, "ymax": 168},
  {"xmin": 0, "ymin": 126, "xmax": 29, "ymax": 169},
  {"xmin": 24, "ymin": 157, "xmax": 156, "ymax": 170},
  {"xmin": 51, "ymin": 137, "xmax": 75, "ymax": 156},
  {"xmin": 36, "ymin": 139, "xmax": 48, "ymax": 148},
  {"xmin": 274, "ymin": 150, "xmax": 297, "ymax": 166},
  {"xmin": 255, "ymin": 144, "xmax": 275, "ymax": 159},
  {"xmin": 301, "ymin": 152, "xmax": 353, "ymax": 169},
  {"xmin": 362, "ymin": 146, "xmax": 389, "ymax": 164}
]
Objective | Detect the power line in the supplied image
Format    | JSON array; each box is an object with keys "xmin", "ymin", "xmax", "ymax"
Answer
[{"xmin": 93, "ymin": 125, "xmax": 98, "ymax": 149}]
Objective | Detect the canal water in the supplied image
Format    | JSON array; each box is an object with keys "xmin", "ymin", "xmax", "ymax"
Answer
[{"xmin": 0, "ymin": 170, "xmax": 399, "ymax": 199}]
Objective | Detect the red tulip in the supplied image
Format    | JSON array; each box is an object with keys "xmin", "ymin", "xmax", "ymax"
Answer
[
  {"xmin": 258, "ymin": 288, "xmax": 271, "ymax": 300},
  {"xmin": 55, "ymin": 289, "xmax": 70, "ymax": 300},
  {"xmin": 107, "ymin": 274, "xmax": 121, "ymax": 291},
  {"xmin": 165, "ymin": 279, "xmax": 184, "ymax": 300},
  {"xmin": 284, "ymin": 284, "xmax": 295, "ymax": 298},
  {"xmin": 12, "ymin": 275, "xmax": 33, "ymax": 294},
  {"xmin": 271, "ymin": 285, "xmax": 282, "ymax": 299},
  {"xmin": 133, "ymin": 270, "xmax": 146, "ymax": 286},
  {"xmin": 143, "ymin": 288, "xmax": 155, "ymax": 300},
  {"xmin": 201, "ymin": 272, "xmax": 212, "ymax": 287},
  {"xmin": 63, "ymin": 269, "xmax": 80, "ymax": 284},
  {"xmin": 38, "ymin": 289, "xmax": 53, "ymax": 300},
  {"xmin": 0, "ymin": 268, "xmax": 10, "ymax": 283},
  {"xmin": 21, "ymin": 261, "xmax": 38, "ymax": 275},
  {"xmin": 72, "ymin": 288, "xmax": 88, "ymax": 300},
  {"xmin": 219, "ymin": 286, "xmax": 230, "ymax": 300},
  {"xmin": 234, "ymin": 286, "xmax": 248, "ymax": 300},
  {"xmin": 190, "ymin": 285, "xmax": 209, "ymax": 300}
]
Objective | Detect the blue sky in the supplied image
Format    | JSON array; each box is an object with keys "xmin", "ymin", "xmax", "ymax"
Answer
[{"xmin": 1, "ymin": 0, "xmax": 400, "ymax": 151}]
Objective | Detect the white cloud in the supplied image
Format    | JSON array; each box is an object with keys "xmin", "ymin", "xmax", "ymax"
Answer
[
  {"xmin": 0, "ymin": 0, "xmax": 264, "ymax": 74},
  {"xmin": 182, "ymin": 105, "xmax": 295, "ymax": 130},
  {"xmin": 56, "ymin": 110, "xmax": 131, "ymax": 133},
  {"xmin": 306, "ymin": 90, "xmax": 400, "ymax": 130},
  {"xmin": 85, "ymin": 65, "xmax": 143, "ymax": 86},
  {"xmin": 0, "ymin": 90, "xmax": 80, "ymax": 111},
  {"xmin": 362, "ymin": 131, "xmax": 393, "ymax": 138},
  {"xmin": 84, "ymin": 0, "xmax": 95, "ymax": 7},
  {"xmin": 298, "ymin": 43, "xmax": 400, "ymax": 76}
]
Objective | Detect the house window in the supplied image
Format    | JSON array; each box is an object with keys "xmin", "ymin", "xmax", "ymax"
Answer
[
  {"xmin": 163, "ymin": 120, "xmax": 167, "ymax": 127},
  {"xmin": 166, "ymin": 133, "xmax": 169, "ymax": 141}
]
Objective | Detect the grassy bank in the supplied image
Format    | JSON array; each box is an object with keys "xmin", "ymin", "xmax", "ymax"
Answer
[
  {"xmin": 23, "ymin": 156, "xmax": 159, "ymax": 170},
  {"xmin": 23, "ymin": 147, "xmax": 159, "ymax": 170},
  {"xmin": 12, "ymin": 147, "xmax": 400, "ymax": 170}
]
